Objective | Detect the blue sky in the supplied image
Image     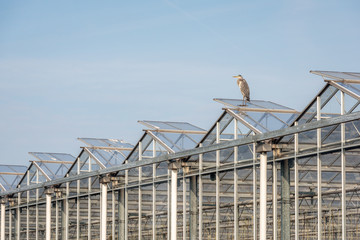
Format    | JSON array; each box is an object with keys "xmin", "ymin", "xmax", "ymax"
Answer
[{"xmin": 1, "ymin": 1, "xmax": 360, "ymax": 165}]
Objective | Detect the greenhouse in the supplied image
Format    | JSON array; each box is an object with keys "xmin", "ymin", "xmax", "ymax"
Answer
[{"xmin": 1, "ymin": 70, "xmax": 360, "ymax": 239}]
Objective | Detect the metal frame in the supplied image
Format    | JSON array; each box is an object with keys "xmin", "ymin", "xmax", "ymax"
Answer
[{"xmin": 1, "ymin": 71, "xmax": 360, "ymax": 239}]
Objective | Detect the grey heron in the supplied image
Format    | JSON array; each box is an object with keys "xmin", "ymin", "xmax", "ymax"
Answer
[{"xmin": 233, "ymin": 74, "xmax": 250, "ymax": 106}]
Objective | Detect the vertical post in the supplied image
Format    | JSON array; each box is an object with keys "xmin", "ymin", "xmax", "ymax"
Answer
[
  {"xmin": 55, "ymin": 194, "xmax": 59, "ymax": 240},
  {"xmin": 198, "ymin": 144, "xmax": 203, "ymax": 239},
  {"xmin": 1, "ymin": 199, "xmax": 5, "ymax": 240},
  {"xmin": 168, "ymin": 175, "xmax": 171, "ymax": 240},
  {"xmin": 88, "ymin": 159, "xmax": 92, "ymax": 240},
  {"xmin": 215, "ymin": 122, "xmax": 220, "ymax": 240},
  {"xmin": 316, "ymin": 96, "xmax": 322, "ymax": 240},
  {"xmin": 152, "ymin": 141, "xmax": 156, "ymax": 240},
  {"xmin": 26, "ymin": 171, "xmax": 29, "ymax": 240},
  {"xmin": 112, "ymin": 190, "xmax": 115, "ymax": 239},
  {"xmin": 35, "ymin": 170, "xmax": 39, "ymax": 240},
  {"xmin": 273, "ymin": 160, "xmax": 278, "ymax": 240},
  {"xmin": 259, "ymin": 152, "xmax": 268, "ymax": 240},
  {"xmin": 138, "ymin": 142, "xmax": 142, "ymax": 240},
  {"xmin": 61, "ymin": 199, "xmax": 67, "ymax": 240},
  {"xmin": 9, "ymin": 208, "xmax": 12, "ymax": 240},
  {"xmin": 100, "ymin": 177, "xmax": 109, "ymax": 240},
  {"xmin": 170, "ymin": 163, "xmax": 178, "ymax": 240},
  {"xmin": 189, "ymin": 175, "xmax": 197, "ymax": 239},
  {"xmin": 234, "ymin": 119, "xmax": 239, "ymax": 240},
  {"xmin": 45, "ymin": 188, "xmax": 53, "ymax": 240},
  {"xmin": 63, "ymin": 181, "xmax": 69, "ymax": 240},
  {"xmin": 118, "ymin": 189, "xmax": 125, "ymax": 240},
  {"xmin": 125, "ymin": 163, "xmax": 129, "ymax": 240},
  {"xmin": 76, "ymin": 161, "xmax": 80, "ymax": 240},
  {"xmin": 253, "ymin": 143, "xmax": 257, "ymax": 240},
  {"xmin": 281, "ymin": 159, "xmax": 290, "ymax": 240},
  {"xmin": 16, "ymin": 194, "xmax": 20, "ymax": 240},
  {"xmin": 183, "ymin": 175, "xmax": 186, "ymax": 240},
  {"xmin": 340, "ymin": 91, "xmax": 346, "ymax": 239},
  {"xmin": 294, "ymin": 121, "xmax": 299, "ymax": 240}
]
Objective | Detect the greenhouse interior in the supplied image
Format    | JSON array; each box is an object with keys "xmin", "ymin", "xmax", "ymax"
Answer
[{"xmin": 1, "ymin": 70, "xmax": 360, "ymax": 240}]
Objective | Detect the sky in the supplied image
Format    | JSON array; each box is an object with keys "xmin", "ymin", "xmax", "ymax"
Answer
[{"xmin": 1, "ymin": 0, "xmax": 360, "ymax": 165}]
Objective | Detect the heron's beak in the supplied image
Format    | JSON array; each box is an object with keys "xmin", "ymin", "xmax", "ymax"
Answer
[{"xmin": 232, "ymin": 76, "xmax": 238, "ymax": 78}]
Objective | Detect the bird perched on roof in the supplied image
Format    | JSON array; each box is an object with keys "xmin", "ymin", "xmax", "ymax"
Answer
[{"xmin": 233, "ymin": 74, "xmax": 250, "ymax": 106}]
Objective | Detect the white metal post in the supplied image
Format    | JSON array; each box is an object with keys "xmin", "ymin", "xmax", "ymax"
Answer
[
  {"xmin": 1, "ymin": 200, "xmax": 5, "ymax": 240},
  {"xmin": 259, "ymin": 152, "xmax": 267, "ymax": 240},
  {"xmin": 198, "ymin": 143, "xmax": 203, "ymax": 239},
  {"xmin": 55, "ymin": 198, "xmax": 58, "ymax": 240},
  {"xmin": 16, "ymin": 194, "xmax": 20, "ymax": 240},
  {"xmin": 100, "ymin": 180, "xmax": 108, "ymax": 240},
  {"xmin": 46, "ymin": 192, "xmax": 52, "ymax": 240},
  {"xmin": 171, "ymin": 166, "xmax": 178, "ymax": 240},
  {"xmin": 152, "ymin": 141, "xmax": 156, "ymax": 240},
  {"xmin": 341, "ymin": 91, "xmax": 346, "ymax": 239},
  {"xmin": 273, "ymin": 160, "xmax": 277, "ymax": 240},
  {"xmin": 118, "ymin": 189, "xmax": 125, "ymax": 240},
  {"xmin": 215, "ymin": 122, "xmax": 220, "ymax": 240},
  {"xmin": 88, "ymin": 158, "xmax": 92, "ymax": 240},
  {"xmin": 183, "ymin": 175, "xmax": 186, "ymax": 240},
  {"xmin": 234, "ymin": 119, "xmax": 239, "ymax": 240},
  {"xmin": 9, "ymin": 209, "xmax": 12, "ymax": 240},
  {"xmin": 252, "ymin": 143, "xmax": 257, "ymax": 240},
  {"xmin": 125, "ymin": 165, "xmax": 129, "ymax": 240},
  {"xmin": 294, "ymin": 122, "xmax": 299, "ymax": 240},
  {"xmin": 138, "ymin": 142, "xmax": 142, "ymax": 240},
  {"xmin": 317, "ymin": 96, "xmax": 322, "ymax": 240},
  {"xmin": 111, "ymin": 190, "xmax": 115, "ymax": 239}
]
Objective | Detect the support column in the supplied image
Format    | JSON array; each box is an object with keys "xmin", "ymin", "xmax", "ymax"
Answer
[
  {"xmin": 15, "ymin": 193, "xmax": 20, "ymax": 240},
  {"xmin": 9, "ymin": 209, "xmax": 12, "ymax": 240},
  {"xmin": 198, "ymin": 144, "xmax": 203, "ymax": 239},
  {"xmin": 61, "ymin": 199, "xmax": 67, "ymax": 240},
  {"xmin": 281, "ymin": 160, "xmax": 290, "ymax": 240},
  {"xmin": 118, "ymin": 189, "xmax": 125, "ymax": 240},
  {"xmin": 1, "ymin": 199, "xmax": 5, "ymax": 240},
  {"xmin": 273, "ymin": 160, "xmax": 278, "ymax": 240},
  {"xmin": 55, "ymin": 188, "xmax": 63, "ymax": 240},
  {"xmin": 215, "ymin": 122, "xmax": 220, "ymax": 240},
  {"xmin": 189, "ymin": 175, "xmax": 198, "ymax": 239},
  {"xmin": 257, "ymin": 141, "xmax": 271, "ymax": 240},
  {"xmin": 234, "ymin": 119, "xmax": 239, "ymax": 240},
  {"xmin": 45, "ymin": 188, "xmax": 54, "ymax": 240},
  {"xmin": 169, "ymin": 162, "xmax": 179, "ymax": 240},
  {"xmin": 316, "ymin": 96, "xmax": 322, "ymax": 240},
  {"xmin": 259, "ymin": 152, "xmax": 267, "ymax": 240},
  {"xmin": 100, "ymin": 176, "xmax": 110, "ymax": 240},
  {"xmin": 340, "ymin": 91, "xmax": 346, "ymax": 240},
  {"xmin": 252, "ymin": 143, "xmax": 257, "ymax": 240},
  {"xmin": 294, "ymin": 122, "xmax": 299, "ymax": 240}
]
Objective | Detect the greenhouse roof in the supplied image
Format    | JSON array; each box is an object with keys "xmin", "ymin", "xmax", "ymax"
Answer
[
  {"xmin": 138, "ymin": 120, "xmax": 206, "ymax": 133},
  {"xmin": 0, "ymin": 165, "xmax": 27, "ymax": 191},
  {"xmin": 125, "ymin": 121, "xmax": 206, "ymax": 164},
  {"xmin": 311, "ymin": 70, "xmax": 360, "ymax": 81},
  {"xmin": 214, "ymin": 99, "xmax": 297, "ymax": 113},
  {"xmin": 17, "ymin": 152, "xmax": 75, "ymax": 186},
  {"xmin": 78, "ymin": 137, "xmax": 134, "ymax": 149}
]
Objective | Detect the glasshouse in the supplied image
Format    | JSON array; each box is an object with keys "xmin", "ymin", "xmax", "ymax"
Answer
[{"xmin": 1, "ymin": 70, "xmax": 360, "ymax": 240}]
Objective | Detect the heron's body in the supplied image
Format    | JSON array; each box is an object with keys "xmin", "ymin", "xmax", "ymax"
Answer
[
  {"xmin": 233, "ymin": 74, "xmax": 250, "ymax": 105},
  {"xmin": 237, "ymin": 78, "xmax": 250, "ymax": 101}
]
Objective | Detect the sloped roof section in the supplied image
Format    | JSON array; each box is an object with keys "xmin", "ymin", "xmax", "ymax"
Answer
[
  {"xmin": 126, "ymin": 121, "xmax": 206, "ymax": 164},
  {"xmin": 311, "ymin": 70, "xmax": 360, "ymax": 81},
  {"xmin": 78, "ymin": 137, "xmax": 134, "ymax": 149},
  {"xmin": 0, "ymin": 165, "xmax": 27, "ymax": 191}
]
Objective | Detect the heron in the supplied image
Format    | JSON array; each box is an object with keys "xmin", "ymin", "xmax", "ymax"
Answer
[{"xmin": 233, "ymin": 74, "xmax": 250, "ymax": 106}]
